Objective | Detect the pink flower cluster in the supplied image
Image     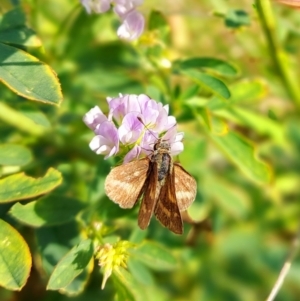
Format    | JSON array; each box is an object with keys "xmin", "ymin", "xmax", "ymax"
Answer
[
  {"xmin": 83, "ymin": 94, "xmax": 184, "ymax": 163},
  {"xmin": 80, "ymin": 0, "xmax": 144, "ymax": 41}
]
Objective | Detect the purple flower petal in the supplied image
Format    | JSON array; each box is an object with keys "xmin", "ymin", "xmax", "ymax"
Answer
[
  {"xmin": 107, "ymin": 94, "xmax": 141, "ymax": 123},
  {"xmin": 81, "ymin": 0, "xmax": 145, "ymax": 41},
  {"xmin": 107, "ymin": 94, "xmax": 127, "ymax": 123},
  {"xmin": 162, "ymin": 126, "xmax": 178, "ymax": 143},
  {"xmin": 170, "ymin": 140, "xmax": 184, "ymax": 155},
  {"xmin": 138, "ymin": 98, "xmax": 176, "ymax": 133},
  {"xmin": 114, "ymin": 0, "xmax": 143, "ymax": 17},
  {"xmin": 91, "ymin": 121, "xmax": 119, "ymax": 158},
  {"xmin": 123, "ymin": 145, "xmax": 142, "ymax": 163},
  {"xmin": 137, "ymin": 94, "xmax": 151, "ymax": 111},
  {"xmin": 163, "ymin": 104, "xmax": 169, "ymax": 114},
  {"xmin": 140, "ymin": 97, "xmax": 157, "ymax": 113},
  {"xmin": 117, "ymin": 10, "xmax": 145, "ymax": 41},
  {"xmin": 139, "ymin": 107, "xmax": 159, "ymax": 128},
  {"xmin": 118, "ymin": 112, "xmax": 143, "ymax": 144},
  {"xmin": 126, "ymin": 94, "xmax": 142, "ymax": 114},
  {"xmin": 140, "ymin": 130, "xmax": 158, "ymax": 155},
  {"xmin": 83, "ymin": 106, "xmax": 108, "ymax": 131},
  {"xmin": 80, "ymin": 0, "xmax": 111, "ymax": 14},
  {"xmin": 153, "ymin": 105, "xmax": 169, "ymax": 132},
  {"xmin": 167, "ymin": 116, "xmax": 176, "ymax": 129},
  {"xmin": 161, "ymin": 127, "xmax": 184, "ymax": 156}
]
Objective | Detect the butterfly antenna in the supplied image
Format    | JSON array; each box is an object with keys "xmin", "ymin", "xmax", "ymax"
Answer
[
  {"xmin": 137, "ymin": 117, "xmax": 159, "ymax": 140},
  {"xmin": 137, "ymin": 116, "xmax": 180, "ymax": 149}
]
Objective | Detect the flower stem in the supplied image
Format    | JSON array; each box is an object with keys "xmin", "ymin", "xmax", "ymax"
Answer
[{"xmin": 255, "ymin": 0, "xmax": 300, "ymax": 110}]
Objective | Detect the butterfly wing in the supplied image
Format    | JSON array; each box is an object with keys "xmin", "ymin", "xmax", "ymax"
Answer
[
  {"xmin": 105, "ymin": 158, "xmax": 150, "ymax": 208},
  {"xmin": 138, "ymin": 161, "xmax": 158, "ymax": 230},
  {"xmin": 173, "ymin": 163, "xmax": 197, "ymax": 211},
  {"xmin": 154, "ymin": 167, "xmax": 183, "ymax": 234}
]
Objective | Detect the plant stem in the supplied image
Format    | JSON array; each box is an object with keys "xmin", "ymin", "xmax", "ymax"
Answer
[
  {"xmin": 255, "ymin": 0, "xmax": 300, "ymax": 109},
  {"xmin": 266, "ymin": 226, "xmax": 300, "ymax": 301}
]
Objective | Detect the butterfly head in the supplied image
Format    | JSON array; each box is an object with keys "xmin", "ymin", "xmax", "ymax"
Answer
[{"xmin": 153, "ymin": 140, "xmax": 171, "ymax": 152}]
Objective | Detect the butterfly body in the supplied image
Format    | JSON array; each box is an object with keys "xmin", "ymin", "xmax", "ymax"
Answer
[
  {"xmin": 104, "ymin": 140, "xmax": 197, "ymax": 234},
  {"xmin": 152, "ymin": 142, "xmax": 172, "ymax": 182}
]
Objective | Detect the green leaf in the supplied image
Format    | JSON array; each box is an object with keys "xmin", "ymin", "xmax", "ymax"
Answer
[
  {"xmin": 113, "ymin": 268, "xmax": 149, "ymax": 301},
  {"xmin": 179, "ymin": 84, "xmax": 200, "ymax": 101},
  {"xmin": 211, "ymin": 106, "xmax": 286, "ymax": 145},
  {"xmin": 0, "ymin": 27, "xmax": 42, "ymax": 48},
  {"xmin": 9, "ymin": 195, "xmax": 86, "ymax": 227},
  {"xmin": 0, "ymin": 168, "xmax": 62, "ymax": 203},
  {"xmin": 180, "ymin": 69, "xmax": 231, "ymax": 99},
  {"xmin": 225, "ymin": 9, "xmax": 250, "ymax": 28},
  {"xmin": 208, "ymin": 79, "xmax": 268, "ymax": 110},
  {"xmin": 0, "ymin": 8, "xmax": 26, "ymax": 31},
  {"xmin": 204, "ymin": 177, "xmax": 251, "ymax": 218},
  {"xmin": 210, "ymin": 115, "xmax": 228, "ymax": 136},
  {"xmin": 128, "ymin": 259, "xmax": 154, "ymax": 286},
  {"xmin": 0, "ymin": 8, "xmax": 41, "ymax": 48},
  {"xmin": 229, "ymin": 79, "xmax": 268, "ymax": 104},
  {"xmin": 0, "ymin": 43, "xmax": 63, "ymax": 105},
  {"xmin": 268, "ymin": 109, "xmax": 278, "ymax": 121},
  {"xmin": 131, "ymin": 241, "xmax": 177, "ymax": 271},
  {"xmin": 36, "ymin": 221, "xmax": 82, "ymax": 275},
  {"xmin": 20, "ymin": 107, "xmax": 51, "ymax": 128},
  {"xmin": 0, "ymin": 219, "xmax": 32, "ymax": 290},
  {"xmin": 196, "ymin": 107, "xmax": 211, "ymax": 130},
  {"xmin": 176, "ymin": 57, "xmax": 238, "ymax": 77},
  {"xmin": 148, "ymin": 10, "xmax": 170, "ymax": 43},
  {"xmin": 194, "ymin": 107, "xmax": 228, "ymax": 135},
  {"xmin": 211, "ymin": 131, "xmax": 271, "ymax": 183},
  {"xmin": 0, "ymin": 102, "xmax": 47, "ymax": 136},
  {"xmin": 129, "ymin": 228, "xmax": 148, "ymax": 244},
  {"xmin": 59, "ymin": 259, "xmax": 94, "ymax": 296},
  {"xmin": 228, "ymin": 107, "xmax": 285, "ymax": 145},
  {"xmin": 47, "ymin": 239, "xmax": 94, "ymax": 290},
  {"xmin": 0, "ymin": 144, "xmax": 32, "ymax": 166},
  {"xmin": 114, "ymin": 275, "xmax": 135, "ymax": 301}
]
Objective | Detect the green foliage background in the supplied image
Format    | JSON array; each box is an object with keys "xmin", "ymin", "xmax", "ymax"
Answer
[{"xmin": 0, "ymin": 0, "xmax": 300, "ymax": 300}]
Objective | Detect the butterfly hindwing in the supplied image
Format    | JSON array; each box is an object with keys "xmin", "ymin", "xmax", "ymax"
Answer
[
  {"xmin": 138, "ymin": 161, "xmax": 158, "ymax": 229},
  {"xmin": 104, "ymin": 158, "xmax": 150, "ymax": 208},
  {"xmin": 154, "ymin": 166, "xmax": 183, "ymax": 234},
  {"xmin": 173, "ymin": 163, "xmax": 197, "ymax": 211}
]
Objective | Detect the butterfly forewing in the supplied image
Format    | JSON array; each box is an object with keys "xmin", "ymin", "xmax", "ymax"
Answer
[
  {"xmin": 104, "ymin": 158, "xmax": 149, "ymax": 208},
  {"xmin": 174, "ymin": 163, "xmax": 197, "ymax": 211},
  {"xmin": 138, "ymin": 161, "xmax": 158, "ymax": 229},
  {"xmin": 154, "ymin": 166, "xmax": 183, "ymax": 234}
]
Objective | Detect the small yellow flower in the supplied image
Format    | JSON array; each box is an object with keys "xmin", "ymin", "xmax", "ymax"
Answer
[{"xmin": 96, "ymin": 240, "xmax": 134, "ymax": 289}]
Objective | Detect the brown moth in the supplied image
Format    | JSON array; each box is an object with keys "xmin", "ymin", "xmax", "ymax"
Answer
[
  {"xmin": 104, "ymin": 139, "xmax": 197, "ymax": 234},
  {"xmin": 275, "ymin": 0, "xmax": 300, "ymax": 8}
]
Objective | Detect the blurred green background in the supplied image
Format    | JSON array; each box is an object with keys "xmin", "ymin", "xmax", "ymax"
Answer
[{"xmin": 0, "ymin": 0, "xmax": 300, "ymax": 300}]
